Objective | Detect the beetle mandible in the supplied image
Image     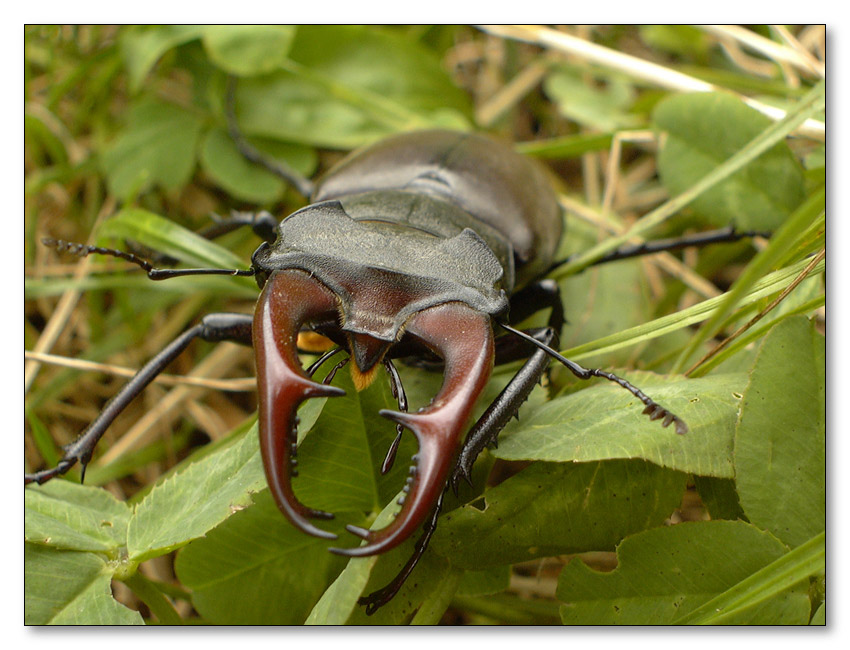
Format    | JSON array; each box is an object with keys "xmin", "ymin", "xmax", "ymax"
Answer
[{"xmin": 27, "ymin": 126, "xmax": 693, "ymax": 613}]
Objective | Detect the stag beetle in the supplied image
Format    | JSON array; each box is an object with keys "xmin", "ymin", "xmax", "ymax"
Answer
[{"xmin": 27, "ymin": 124, "xmax": 706, "ymax": 614}]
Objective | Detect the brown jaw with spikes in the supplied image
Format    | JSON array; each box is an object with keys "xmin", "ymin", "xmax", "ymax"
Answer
[
  {"xmin": 254, "ymin": 270, "xmax": 345, "ymax": 540},
  {"xmin": 332, "ymin": 301, "xmax": 494, "ymax": 557},
  {"xmin": 254, "ymin": 269, "xmax": 495, "ymax": 551}
]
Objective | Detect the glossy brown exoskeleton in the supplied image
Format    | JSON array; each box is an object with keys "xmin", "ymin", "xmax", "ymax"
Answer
[{"xmin": 27, "ymin": 129, "xmax": 689, "ymax": 614}]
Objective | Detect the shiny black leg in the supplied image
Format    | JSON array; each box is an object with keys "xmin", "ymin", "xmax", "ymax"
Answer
[{"xmin": 25, "ymin": 313, "xmax": 254, "ymax": 485}]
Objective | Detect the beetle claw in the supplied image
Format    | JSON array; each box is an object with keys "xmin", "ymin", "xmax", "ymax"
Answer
[{"xmin": 640, "ymin": 402, "xmax": 688, "ymax": 435}]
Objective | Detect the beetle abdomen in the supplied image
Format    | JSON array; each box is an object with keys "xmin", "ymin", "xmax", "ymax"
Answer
[{"xmin": 313, "ymin": 130, "xmax": 562, "ymax": 288}]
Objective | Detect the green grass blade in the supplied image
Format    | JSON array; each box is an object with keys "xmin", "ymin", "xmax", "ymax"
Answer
[
  {"xmin": 673, "ymin": 530, "xmax": 824, "ymax": 625},
  {"xmin": 561, "ymin": 255, "xmax": 824, "ymax": 362},
  {"xmin": 552, "ymin": 80, "xmax": 825, "ymax": 279},
  {"xmin": 671, "ymin": 185, "xmax": 825, "ymax": 372}
]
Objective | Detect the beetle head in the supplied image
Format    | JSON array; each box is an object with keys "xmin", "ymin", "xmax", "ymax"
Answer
[{"xmin": 254, "ymin": 267, "xmax": 495, "ymax": 554}]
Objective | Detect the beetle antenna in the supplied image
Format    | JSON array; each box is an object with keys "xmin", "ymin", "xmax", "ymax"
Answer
[
  {"xmin": 499, "ymin": 322, "xmax": 688, "ymax": 435},
  {"xmin": 225, "ymin": 76, "xmax": 315, "ymax": 198},
  {"xmin": 43, "ymin": 238, "xmax": 255, "ymax": 280}
]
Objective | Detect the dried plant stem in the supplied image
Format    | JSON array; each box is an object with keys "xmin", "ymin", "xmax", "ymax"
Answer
[
  {"xmin": 558, "ymin": 194, "xmax": 722, "ymax": 299},
  {"xmin": 24, "ymin": 350, "xmax": 256, "ymax": 392},
  {"xmin": 478, "ymin": 25, "xmax": 825, "ymax": 141},
  {"xmin": 476, "ymin": 61, "xmax": 548, "ymax": 127},
  {"xmin": 700, "ymin": 25, "xmax": 825, "ymax": 78},
  {"xmin": 97, "ymin": 344, "xmax": 249, "ymax": 465},
  {"xmin": 685, "ymin": 248, "xmax": 825, "ymax": 376},
  {"xmin": 25, "ymin": 199, "xmax": 114, "ymax": 393}
]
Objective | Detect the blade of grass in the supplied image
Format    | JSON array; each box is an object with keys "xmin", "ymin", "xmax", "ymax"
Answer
[
  {"xmin": 673, "ymin": 531, "xmax": 824, "ymax": 625},
  {"xmin": 480, "ymin": 25, "xmax": 824, "ymax": 140},
  {"xmin": 671, "ymin": 186, "xmax": 825, "ymax": 373},
  {"xmin": 686, "ymin": 248, "xmax": 824, "ymax": 376},
  {"xmin": 515, "ymin": 132, "xmax": 614, "ymax": 158},
  {"xmin": 24, "ymin": 350, "xmax": 256, "ymax": 392},
  {"xmin": 561, "ymin": 255, "xmax": 824, "ymax": 362},
  {"xmin": 689, "ymin": 294, "xmax": 824, "ymax": 377},
  {"xmin": 550, "ymin": 80, "xmax": 824, "ymax": 279},
  {"xmin": 97, "ymin": 208, "xmax": 251, "ymax": 273},
  {"xmin": 410, "ymin": 568, "xmax": 463, "ymax": 625},
  {"xmin": 26, "ymin": 413, "xmax": 60, "ymax": 469}
]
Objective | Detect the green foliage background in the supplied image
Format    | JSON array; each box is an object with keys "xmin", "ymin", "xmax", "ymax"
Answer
[{"xmin": 25, "ymin": 25, "xmax": 825, "ymax": 625}]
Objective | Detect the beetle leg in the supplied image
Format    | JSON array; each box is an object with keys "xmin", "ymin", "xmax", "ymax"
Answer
[
  {"xmin": 42, "ymin": 238, "xmax": 256, "ymax": 281},
  {"xmin": 225, "ymin": 76, "xmax": 315, "ymax": 199},
  {"xmin": 305, "ymin": 347, "xmax": 345, "ymax": 377},
  {"xmin": 25, "ymin": 313, "xmax": 254, "ymax": 485},
  {"xmin": 254, "ymin": 270, "xmax": 346, "ymax": 540},
  {"xmin": 356, "ymin": 328, "xmax": 554, "ymax": 614},
  {"xmin": 329, "ymin": 302, "xmax": 494, "ymax": 557},
  {"xmin": 504, "ymin": 278, "xmax": 565, "ymax": 336},
  {"xmin": 546, "ymin": 226, "xmax": 771, "ymax": 275},
  {"xmin": 358, "ymin": 490, "xmax": 446, "ymax": 615},
  {"xmin": 500, "ymin": 323, "xmax": 688, "ymax": 435},
  {"xmin": 380, "ymin": 359, "xmax": 408, "ymax": 475},
  {"xmin": 321, "ymin": 357, "xmax": 350, "ymax": 385},
  {"xmin": 451, "ymin": 327, "xmax": 556, "ymax": 494},
  {"xmin": 200, "ymin": 210, "xmax": 278, "ymax": 243}
]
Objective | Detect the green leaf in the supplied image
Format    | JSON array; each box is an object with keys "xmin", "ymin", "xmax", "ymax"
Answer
[
  {"xmin": 306, "ymin": 481, "xmax": 461, "ymax": 625},
  {"xmin": 674, "ymin": 530, "xmax": 823, "ymax": 624},
  {"xmin": 557, "ymin": 521, "xmax": 810, "ymax": 625},
  {"xmin": 545, "ymin": 69, "xmax": 641, "ymax": 132},
  {"xmin": 126, "ymin": 422, "xmax": 267, "ymax": 562},
  {"xmin": 639, "ymin": 25, "xmax": 710, "ymax": 59},
  {"xmin": 654, "ymin": 92, "xmax": 805, "ymax": 230},
  {"xmin": 175, "ymin": 490, "xmax": 348, "ymax": 624},
  {"xmin": 120, "ymin": 25, "xmax": 206, "ymax": 92},
  {"xmin": 98, "ymin": 207, "xmax": 250, "ymax": 272},
  {"xmin": 456, "ymin": 565, "xmax": 511, "ymax": 597},
  {"xmin": 100, "ymin": 99, "xmax": 204, "ymax": 199},
  {"xmin": 234, "ymin": 71, "xmax": 392, "ymax": 149},
  {"xmin": 555, "ymin": 230, "xmax": 653, "ymax": 367},
  {"xmin": 734, "ymin": 317, "xmax": 825, "ymax": 547},
  {"xmin": 199, "ymin": 126, "xmax": 316, "ymax": 203},
  {"xmin": 125, "ymin": 342, "xmax": 406, "ymax": 565},
  {"xmin": 289, "ymin": 25, "xmax": 469, "ymax": 116},
  {"xmin": 304, "ymin": 494, "xmax": 435, "ymax": 625},
  {"xmin": 293, "ymin": 367, "xmax": 417, "ymax": 514},
  {"xmin": 201, "ymin": 25, "xmax": 295, "ymax": 76},
  {"xmin": 306, "ymin": 543, "xmax": 381, "ymax": 625},
  {"xmin": 233, "ymin": 25, "xmax": 470, "ymax": 149},
  {"xmin": 25, "ymin": 544, "xmax": 143, "ymax": 625},
  {"xmin": 496, "ymin": 371, "xmax": 746, "ymax": 479},
  {"xmin": 324, "ymin": 525, "xmax": 453, "ymax": 625},
  {"xmin": 25, "ymin": 480, "xmax": 130, "ymax": 552},
  {"xmin": 432, "ymin": 460, "xmax": 688, "ymax": 569},
  {"xmin": 693, "ymin": 476, "xmax": 745, "ymax": 521},
  {"xmin": 557, "ymin": 81, "xmax": 823, "ymax": 278}
]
